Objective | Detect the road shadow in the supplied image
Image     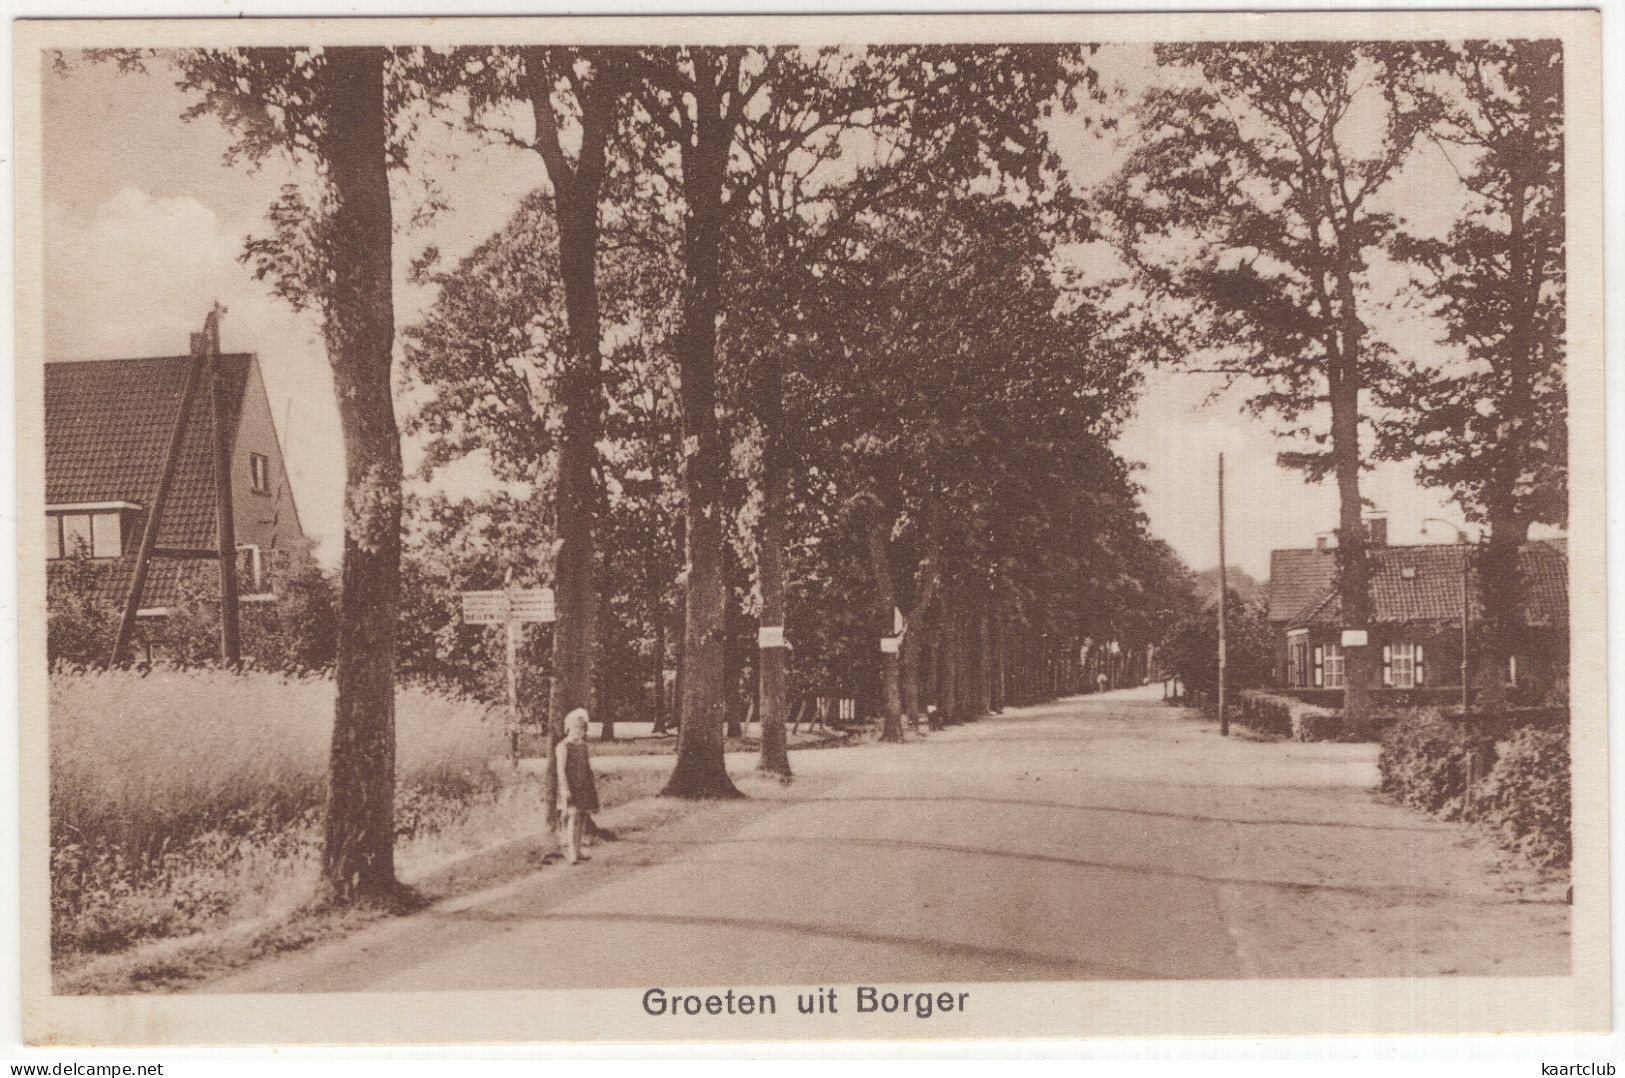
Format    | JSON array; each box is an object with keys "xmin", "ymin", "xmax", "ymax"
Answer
[
  {"xmin": 424, "ymin": 908, "xmax": 1162, "ymax": 981},
  {"xmin": 775, "ymin": 794, "xmax": 1446, "ymax": 834},
  {"xmin": 615, "ymin": 833, "xmax": 1568, "ymax": 907}
]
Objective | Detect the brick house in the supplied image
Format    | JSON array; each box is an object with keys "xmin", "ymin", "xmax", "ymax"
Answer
[
  {"xmin": 45, "ymin": 354, "xmax": 305, "ymax": 617},
  {"xmin": 1266, "ymin": 524, "xmax": 1567, "ymax": 700}
]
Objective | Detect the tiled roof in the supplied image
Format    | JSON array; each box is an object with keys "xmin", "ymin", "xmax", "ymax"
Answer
[
  {"xmin": 1266, "ymin": 547, "xmax": 1337, "ymax": 622},
  {"xmin": 45, "ymin": 355, "xmax": 252, "ymax": 549},
  {"xmin": 1273, "ymin": 541, "xmax": 1569, "ymax": 629}
]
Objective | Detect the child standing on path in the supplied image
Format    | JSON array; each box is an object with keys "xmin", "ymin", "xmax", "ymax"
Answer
[{"xmin": 556, "ymin": 708, "xmax": 601, "ymax": 865}]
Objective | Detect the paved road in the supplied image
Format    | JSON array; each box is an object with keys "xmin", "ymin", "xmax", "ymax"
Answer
[{"xmin": 207, "ymin": 687, "xmax": 1568, "ymax": 993}]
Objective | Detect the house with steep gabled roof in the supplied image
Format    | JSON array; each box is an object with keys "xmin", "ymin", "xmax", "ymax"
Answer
[
  {"xmin": 1266, "ymin": 527, "xmax": 1568, "ymax": 700},
  {"xmin": 45, "ymin": 353, "xmax": 305, "ymax": 615}
]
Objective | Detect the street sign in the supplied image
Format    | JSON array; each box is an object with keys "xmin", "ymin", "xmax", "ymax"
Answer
[
  {"xmin": 759, "ymin": 625, "xmax": 786, "ymax": 649},
  {"xmin": 1341, "ymin": 628, "xmax": 1369, "ymax": 647},
  {"xmin": 461, "ymin": 587, "xmax": 555, "ymax": 625},
  {"xmin": 460, "ymin": 583, "xmax": 556, "ymax": 766},
  {"xmin": 509, "ymin": 588, "xmax": 555, "ymax": 623},
  {"xmin": 880, "ymin": 636, "xmax": 901, "ymax": 654}
]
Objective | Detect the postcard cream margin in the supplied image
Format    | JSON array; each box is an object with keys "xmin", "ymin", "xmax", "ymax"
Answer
[{"xmin": 13, "ymin": 8, "xmax": 1608, "ymax": 1046}]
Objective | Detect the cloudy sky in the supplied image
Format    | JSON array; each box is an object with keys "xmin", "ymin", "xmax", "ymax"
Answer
[{"xmin": 38, "ymin": 46, "xmax": 1495, "ymax": 581}]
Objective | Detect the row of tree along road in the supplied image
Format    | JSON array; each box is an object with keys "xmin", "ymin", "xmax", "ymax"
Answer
[{"xmin": 66, "ymin": 40, "xmax": 1563, "ymax": 912}]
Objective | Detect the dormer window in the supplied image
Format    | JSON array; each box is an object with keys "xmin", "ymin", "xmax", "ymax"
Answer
[
  {"xmin": 250, "ymin": 452, "xmax": 271, "ymax": 494},
  {"xmin": 46, "ymin": 502, "xmax": 137, "ymax": 559}
]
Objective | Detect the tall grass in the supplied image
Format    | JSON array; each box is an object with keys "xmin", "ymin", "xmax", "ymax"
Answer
[{"xmin": 50, "ymin": 667, "xmax": 511, "ymax": 957}]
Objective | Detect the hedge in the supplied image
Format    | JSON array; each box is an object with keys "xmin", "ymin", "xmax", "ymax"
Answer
[
  {"xmin": 1234, "ymin": 689, "xmax": 1341, "ymax": 741},
  {"xmin": 1378, "ymin": 711, "xmax": 1494, "ymax": 819},
  {"xmin": 1379, "ymin": 711, "xmax": 1570, "ymax": 870},
  {"xmin": 1475, "ymin": 726, "xmax": 1571, "ymax": 869}
]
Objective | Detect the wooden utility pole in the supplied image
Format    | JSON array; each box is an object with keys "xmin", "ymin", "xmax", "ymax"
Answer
[
  {"xmin": 205, "ymin": 306, "xmax": 242, "ymax": 666},
  {"xmin": 1217, "ymin": 453, "xmax": 1229, "ymax": 737},
  {"xmin": 109, "ymin": 312, "xmax": 211, "ymax": 666}
]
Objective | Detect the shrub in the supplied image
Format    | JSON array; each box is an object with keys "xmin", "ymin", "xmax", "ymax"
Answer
[
  {"xmin": 1379, "ymin": 711, "xmax": 1495, "ymax": 820},
  {"xmin": 1234, "ymin": 690, "xmax": 1292, "ymax": 738},
  {"xmin": 1233, "ymin": 689, "xmax": 1341, "ymax": 741},
  {"xmin": 1476, "ymin": 726, "xmax": 1570, "ymax": 869},
  {"xmin": 1161, "ymin": 593, "xmax": 1274, "ymax": 698}
]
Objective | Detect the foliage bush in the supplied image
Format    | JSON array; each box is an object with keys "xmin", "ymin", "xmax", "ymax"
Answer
[
  {"xmin": 1162, "ymin": 593, "xmax": 1274, "ymax": 699},
  {"xmin": 1378, "ymin": 711, "xmax": 1495, "ymax": 820},
  {"xmin": 49, "ymin": 667, "xmax": 509, "ymax": 955},
  {"xmin": 1475, "ymin": 725, "xmax": 1571, "ymax": 869},
  {"xmin": 47, "ymin": 543, "xmax": 341, "ymax": 675},
  {"xmin": 1233, "ymin": 690, "xmax": 1292, "ymax": 738}
]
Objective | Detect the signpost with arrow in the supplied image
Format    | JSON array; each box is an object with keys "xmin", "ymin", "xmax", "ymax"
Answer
[{"xmin": 462, "ymin": 574, "xmax": 555, "ymax": 762}]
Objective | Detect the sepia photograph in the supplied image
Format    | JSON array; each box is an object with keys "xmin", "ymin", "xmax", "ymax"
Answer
[{"xmin": 11, "ymin": 8, "xmax": 1608, "ymax": 1046}]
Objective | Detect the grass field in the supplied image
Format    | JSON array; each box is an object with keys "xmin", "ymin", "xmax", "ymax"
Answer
[{"xmin": 50, "ymin": 668, "xmax": 523, "ymax": 965}]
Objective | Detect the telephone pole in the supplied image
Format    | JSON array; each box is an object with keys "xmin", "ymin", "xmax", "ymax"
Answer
[
  {"xmin": 1217, "ymin": 453, "xmax": 1229, "ymax": 737},
  {"xmin": 206, "ymin": 306, "xmax": 242, "ymax": 666}
]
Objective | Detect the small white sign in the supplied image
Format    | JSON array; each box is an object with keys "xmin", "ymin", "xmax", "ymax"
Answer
[
  {"xmin": 758, "ymin": 625, "xmax": 786, "ymax": 649},
  {"xmin": 461, "ymin": 587, "xmax": 556, "ymax": 624},
  {"xmin": 509, "ymin": 588, "xmax": 555, "ymax": 623},
  {"xmin": 1341, "ymin": 628, "xmax": 1369, "ymax": 647},
  {"xmin": 880, "ymin": 636, "xmax": 901, "ymax": 654}
]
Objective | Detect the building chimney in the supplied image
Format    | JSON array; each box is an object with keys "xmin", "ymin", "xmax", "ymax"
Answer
[
  {"xmin": 1366, "ymin": 515, "xmax": 1388, "ymax": 547},
  {"xmin": 1315, "ymin": 534, "xmax": 1329, "ymax": 552}
]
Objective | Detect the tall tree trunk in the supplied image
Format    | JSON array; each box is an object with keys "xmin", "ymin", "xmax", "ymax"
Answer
[
  {"xmin": 317, "ymin": 47, "xmax": 402, "ymax": 906},
  {"xmin": 723, "ymin": 537, "xmax": 746, "ymax": 740},
  {"xmin": 1330, "ymin": 255, "xmax": 1374, "ymax": 723},
  {"xmin": 863, "ymin": 519, "xmax": 905, "ymax": 742},
  {"xmin": 974, "ymin": 614, "xmax": 992, "ymax": 716},
  {"xmin": 755, "ymin": 368, "xmax": 792, "ymax": 776},
  {"xmin": 924, "ymin": 627, "xmax": 942, "ymax": 730},
  {"xmin": 671, "ymin": 609, "xmax": 685, "ymax": 730},
  {"xmin": 939, "ymin": 592, "xmax": 960, "ymax": 727},
  {"xmin": 990, "ymin": 615, "xmax": 1005, "ymax": 712},
  {"xmin": 663, "ymin": 56, "xmax": 742, "ymax": 799},
  {"xmin": 651, "ymin": 615, "xmax": 668, "ymax": 735},
  {"xmin": 524, "ymin": 49, "xmax": 615, "ymax": 826},
  {"xmin": 1479, "ymin": 509, "xmax": 1529, "ymax": 707},
  {"xmin": 1478, "ymin": 180, "xmax": 1540, "ymax": 708}
]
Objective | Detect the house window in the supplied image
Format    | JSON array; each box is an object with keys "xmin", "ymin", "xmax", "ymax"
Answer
[
  {"xmin": 49, "ymin": 511, "xmax": 124, "ymax": 559},
  {"xmin": 59, "ymin": 513, "xmax": 92, "ymax": 558},
  {"xmin": 250, "ymin": 453, "xmax": 271, "ymax": 494},
  {"xmin": 1323, "ymin": 643, "xmax": 1346, "ymax": 689},
  {"xmin": 1385, "ymin": 642, "xmax": 1425, "ymax": 689},
  {"xmin": 90, "ymin": 512, "xmax": 122, "ymax": 557}
]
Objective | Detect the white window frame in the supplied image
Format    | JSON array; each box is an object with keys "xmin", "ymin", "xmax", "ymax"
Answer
[
  {"xmin": 1388, "ymin": 642, "xmax": 1424, "ymax": 689},
  {"xmin": 1323, "ymin": 643, "xmax": 1346, "ymax": 689},
  {"xmin": 250, "ymin": 452, "xmax": 271, "ymax": 494},
  {"xmin": 237, "ymin": 544, "xmax": 267, "ymax": 594}
]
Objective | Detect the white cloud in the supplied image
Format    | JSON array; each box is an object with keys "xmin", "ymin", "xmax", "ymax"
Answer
[{"xmin": 44, "ymin": 188, "xmax": 345, "ymax": 564}]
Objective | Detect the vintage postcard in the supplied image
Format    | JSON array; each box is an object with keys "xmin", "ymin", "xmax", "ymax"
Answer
[{"xmin": 14, "ymin": 9, "xmax": 1607, "ymax": 1046}]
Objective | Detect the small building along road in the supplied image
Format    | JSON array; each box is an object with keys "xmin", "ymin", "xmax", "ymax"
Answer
[{"xmin": 207, "ymin": 687, "xmax": 1568, "ymax": 994}]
